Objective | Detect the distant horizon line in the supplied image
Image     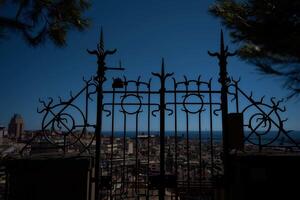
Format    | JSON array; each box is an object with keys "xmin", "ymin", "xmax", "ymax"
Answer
[{"xmin": 15, "ymin": 129, "xmax": 300, "ymax": 133}]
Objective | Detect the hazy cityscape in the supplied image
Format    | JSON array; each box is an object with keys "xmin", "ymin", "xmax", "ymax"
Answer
[
  {"xmin": 0, "ymin": 113, "xmax": 298, "ymax": 199},
  {"xmin": 0, "ymin": 113, "xmax": 223, "ymax": 198}
]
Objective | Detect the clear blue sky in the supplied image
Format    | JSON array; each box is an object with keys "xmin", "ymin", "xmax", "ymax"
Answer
[{"xmin": 0, "ymin": 0, "xmax": 299, "ymax": 131}]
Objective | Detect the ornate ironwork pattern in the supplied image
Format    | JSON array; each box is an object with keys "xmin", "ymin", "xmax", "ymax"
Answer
[
  {"xmin": 228, "ymin": 79, "xmax": 300, "ymax": 151},
  {"xmin": 15, "ymin": 29, "xmax": 299, "ymax": 200},
  {"xmin": 21, "ymin": 78, "xmax": 97, "ymax": 155},
  {"xmin": 98, "ymin": 67, "xmax": 222, "ymax": 199}
]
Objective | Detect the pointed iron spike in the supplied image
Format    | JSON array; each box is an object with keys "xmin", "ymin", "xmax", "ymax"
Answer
[
  {"xmin": 148, "ymin": 78, "xmax": 152, "ymax": 85},
  {"xmin": 250, "ymin": 91, "xmax": 253, "ymax": 99},
  {"xmin": 220, "ymin": 29, "xmax": 225, "ymax": 52},
  {"xmin": 197, "ymin": 75, "xmax": 201, "ymax": 82},
  {"xmin": 161, "ymin": 57, "xmax": 165, "ymax": 75},
  {"xmin": 183, "ymin": 75, "xmax": 188, "ymax": 82},
  {"xmin": 100, "ymin": 27, "xmax": 104, "ymax": 52},
  {"xmin": 48, "ymin": 97, "xmax": 53, "ymax": 103},
  {"xmin": 225, "ymin": 45, "xmax": 229, "ymax": 52}
]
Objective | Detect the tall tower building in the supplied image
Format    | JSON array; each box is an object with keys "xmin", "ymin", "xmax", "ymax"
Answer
[
  {"xmin": 8, "ymin": 114, "xmax": 24, "ymax": 139},
  {"xmin": 0, "ymin": 125, "xmax": 5, "ymax": 144}
]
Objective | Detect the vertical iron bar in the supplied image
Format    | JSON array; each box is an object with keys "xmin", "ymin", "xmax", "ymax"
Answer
[
  {"xmin": 122, "ymin": 112, "xmax": 127, "ymax": 195},
  {"xmin": 110, "ymin": 88, "xmax": 115, "ymax": 199},
  {"xmin": 198, "ymin": 111, "xmax": 202, "ymax": 181},
  {"xmin": 197, "ymin": 83, "xmax": 202, "ymax": 183},
  {"xmin": 135, "ymin": 112, "xmax": 139, "ymax": 197},
  {"xmin": 184, "ymin": 84, "xmax": 190, "ymax": 191},
  {"xmin": 173, "ymin": 79, "xmax": 178, "ymax": 200},
  {"xmin": 159, "ymin": 72, "xmax": 166, "ymax": 200},
  {"xmin": 88, "ymin": 30, "xmax": 109, "ymax": 200},
  {"xmin": 85, "ymin": 82, "xmax": 89, "ymax": 130},
  {"xmin": 151, "ymin": 59, "xmax": 170, "ymax": 200},
  {"xmin": 235, "ymin": 81, "xmax": 239, "ymax": 113},
  {"xmin": 147, "ymin": 82, "xmax": 151, "ymax": 200},
  {"xmin": 84, "ymin": 83, "xmax": 90, "ymax": 155},
  {"xmin": 137, "ymin": 85, "xmax": 141, "ymax": 198},
  {"xmin": 87, "ymin": 30, "xmax": 107, "ymax": 200},
  {"xmin": 135, "ymin": 80, "xmax": 140, "ymax": 198},
  {"xmin": 87, "ymin": 29, "xmax": 123, "ymax": 200},
  {"xmin": 219, "ymin": 32, "xmax": 230, "ymax": 195},
  {"xmin": 186, "ymin": 110, "xmax": 190, "ymax": 190},
  {"xmin": 151, "ymin": 59, "xmax": 173, "ymax": 200},
  {"xmin": 94, "ymin": 68, "xmax": 104, "ymax": 200},
  {"xmin": 209, "ymin": 81, "xmax": 214, "ymax": 178},
  {"xmin": 122, "ymin": 85, "xmax": 128, "ymax": 197},
  {"xmin": 94, "ymin": 49, "xmax": 105, "ymax": 200},
  {"xmin": 208, "ymin": 30, "xmax": 236, "ymax": 200}
]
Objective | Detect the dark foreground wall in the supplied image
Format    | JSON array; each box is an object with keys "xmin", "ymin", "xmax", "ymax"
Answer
[
  {"xmin": 228, "ymin": 153, "xmax": 300, "ymax": 200},
  {"xmin": 5, "ymin": 155, "xmax": 91, "ymax": 200}
]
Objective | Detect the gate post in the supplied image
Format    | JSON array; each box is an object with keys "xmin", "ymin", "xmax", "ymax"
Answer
[
  {"xmin": 208, "ymin": 30, "xmax": 236, "ymax": 200},
  {"xmin": 152, "ymin": 59, "xmax": 173, "ymax": 200},
  {"xmin": 87, "ymin": 29, "xmax": 123, "ymax": 200}
]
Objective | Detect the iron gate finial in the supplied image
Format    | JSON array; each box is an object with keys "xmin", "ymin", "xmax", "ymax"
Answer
[{"xmin": 152, "ymin": 58, "xmax": 174, "ymax": 82}]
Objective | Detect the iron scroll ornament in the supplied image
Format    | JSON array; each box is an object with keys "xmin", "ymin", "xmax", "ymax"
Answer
[
  {"xmin": 20, "ymin": 78, "xmax": 97, "ymax": 154},
  {"xmin": 227, "ymin": 79, "xmax": 299, "ymax": 148}
]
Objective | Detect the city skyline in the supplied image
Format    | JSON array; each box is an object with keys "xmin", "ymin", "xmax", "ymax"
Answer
[{"xmin": 1, "ymin": 0, "xmax": 300, "ymax": 131}]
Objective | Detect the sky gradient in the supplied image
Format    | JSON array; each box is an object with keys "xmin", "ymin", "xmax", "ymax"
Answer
[{"xmin": 0, "ymin": 0, "xmax": 300, "ymax": 131}]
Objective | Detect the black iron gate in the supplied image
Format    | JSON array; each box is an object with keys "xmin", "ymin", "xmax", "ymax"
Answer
[
  {"xmin": 86, "ymin": 30, "xmax": 233, "ymax": 200},
  {"xmin": 15, "ymin": 30, "xmax": 300, "ymax": 200},
  {"xmin": 98, "ymin": 60, "xmax": 224, "ymax": 199}
]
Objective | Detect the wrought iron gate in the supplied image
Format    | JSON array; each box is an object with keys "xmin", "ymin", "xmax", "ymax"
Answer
[
  {"xmin": 17, "ymin": 30, "xmax": 299, "ymax": 200},
  {"xmin": 97, "ymin": 59, "xmax": 224, "ymax": 199}
]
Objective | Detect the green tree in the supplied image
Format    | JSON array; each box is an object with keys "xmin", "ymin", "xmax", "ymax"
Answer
[
  {"xmin": 210, "ymin": 0, "xmax": 300, "ymax": 98},
  {"xmin": 0, "ymin": 0, "xmax": 90, "ymax": 47}
]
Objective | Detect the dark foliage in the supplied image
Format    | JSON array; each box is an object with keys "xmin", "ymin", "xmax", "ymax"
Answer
[
  {"xmin": 210, "ymin": 0, "xmax": 300, "ymax": 98},
  {"xmin": 0, "ymin": 0, "xmax": 90, "ymax": 47}
]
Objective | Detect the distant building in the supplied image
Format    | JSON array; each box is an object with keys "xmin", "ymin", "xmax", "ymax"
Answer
[
  {"xmin": 0, "ymin": 125, "xmax": 5, "ymax": 135},
  {"xmin": 8, "ymin": 114, "xmax": 24, "ymax": 139},
  {"xmin": 0, "ymin": 125, "xmax": 5, "ymax": 144},
  {"xmin": 128, "ymin": 141, "xmax": 134, "ymax": 155}
]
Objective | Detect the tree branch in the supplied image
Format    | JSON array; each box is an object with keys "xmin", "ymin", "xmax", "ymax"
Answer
[{"xmin": 0, "ymin": 16, "xmax": 31, "ymax": 30}]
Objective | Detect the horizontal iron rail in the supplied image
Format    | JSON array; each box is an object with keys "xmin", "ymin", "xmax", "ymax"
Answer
[
  {"xmin": 102, "ymin": 102, "xmax": 221, "ymax": 106},
  {"xmin": 103, "ymin": 90, "xmax": 221, "ymax": 94}
]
